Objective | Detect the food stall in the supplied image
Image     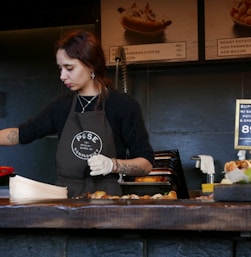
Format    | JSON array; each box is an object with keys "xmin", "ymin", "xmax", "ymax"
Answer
[{"xmin": 1, "ymin": 152, "xmax": 251, "ymax": 257}]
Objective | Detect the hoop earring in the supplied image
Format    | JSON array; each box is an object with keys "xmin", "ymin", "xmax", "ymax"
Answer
[{"xmin": 91, "ymin": 71, "xmax": 95, "ymax": 80}]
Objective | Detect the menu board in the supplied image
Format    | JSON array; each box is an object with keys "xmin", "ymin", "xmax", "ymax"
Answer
[
  {"xmin": 205, "ymin": 0, "xmax": 251, "ymax": 61},
  {"xmin": 101, "ymin": 0, "xmax": 198, "ymax": 66},
  {"xmin": 235, "ymin": 99, "xmax": 251, "ymax": 150}
]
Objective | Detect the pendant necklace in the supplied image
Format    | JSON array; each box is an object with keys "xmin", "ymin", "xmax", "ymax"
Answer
[{"xmin": 78, "ymin": 94, "xmax": 98, "ymax": 113}]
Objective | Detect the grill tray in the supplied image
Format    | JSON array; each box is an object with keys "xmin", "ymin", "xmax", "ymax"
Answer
[{"xmin": 120, "ymin": 149, "xmax": 189, "ymax": 199}]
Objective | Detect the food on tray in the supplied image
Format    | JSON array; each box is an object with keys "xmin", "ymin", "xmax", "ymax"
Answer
[
  {"xmin": 230, "ymin": 0, "xmax": 251, "ymax": 26},
  {"xmin": 86, "ymin": 190, "xmax": 177, "ymax": 200},
  {"xmin": 224, "ymin": 161, "xmax": 238, "ymax": 172},
  {"xmin": 222, "ymin": 159, "xmax": 251, "ymax": 184},
  {"xmin": 134, "ymin": 175, "xmax": 168, "ymax": 182},
  {"xmin": 236, "ymin": 160, "xmax": 251, "ymax": 169},
  {"xmin": 87, "ymin": 191, "xmax": 107, "ymax": 199},
  {"xmin": 224, "ymin": 160, "xmax": 251, "ymax": 172},
  {"xmin": 121, "ymin": 194, "xmax": 140, "ymax": 199},
  {"xmin": 117, "ymin": 2, "xmax": 172, "ymax": 36},
  {"xmin": 151, "ymin": 191, "xmax": 177, "ymax": 199}
]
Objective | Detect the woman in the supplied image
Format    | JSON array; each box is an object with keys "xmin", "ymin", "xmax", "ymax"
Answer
[{"xmin": 0, "ymin": 29, "xmax": 154, "ymax": 197}]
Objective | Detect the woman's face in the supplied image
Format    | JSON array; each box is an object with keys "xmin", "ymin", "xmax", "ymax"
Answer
[{"xmin": 56, "ymin": 49, "xmax": 95, "ymax": 95}]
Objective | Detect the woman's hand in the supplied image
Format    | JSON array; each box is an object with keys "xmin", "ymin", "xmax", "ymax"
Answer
[{"xmin": 88, "ymin": 154, "xmax": 113, "ymax": 176}]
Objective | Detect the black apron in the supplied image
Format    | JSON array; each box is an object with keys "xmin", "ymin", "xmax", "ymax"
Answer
[{"xmin": 55, "ymin": 93, "xmax": 121, "ymax": 198}]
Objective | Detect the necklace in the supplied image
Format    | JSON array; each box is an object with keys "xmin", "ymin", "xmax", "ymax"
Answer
[{"xmin": 78, "ymin": 94, "xmax": 98, "ymax": 113}]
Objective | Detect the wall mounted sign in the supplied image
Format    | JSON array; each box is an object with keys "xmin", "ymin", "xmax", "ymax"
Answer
[
  {"xmin": 101, "ymin": 0, "xmax": 198, "ymax": 66},
  {"xmin": 235, "ymin": 99, "xmax": 251, "ymax": 150},
  {"xmin": 205, "ymin": 0, "xmax": 251, "ymax": 61}
]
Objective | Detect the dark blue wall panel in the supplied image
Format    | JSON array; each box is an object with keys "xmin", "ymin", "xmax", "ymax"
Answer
[{"xmin": 1, "ymin": 26, "xmax": 251, "ymax": 190}]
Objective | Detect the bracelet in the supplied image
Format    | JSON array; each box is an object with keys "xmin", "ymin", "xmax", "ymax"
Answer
[{"xmin": 112, "ymin": 158, "xmax": 119, "ymax": 173}]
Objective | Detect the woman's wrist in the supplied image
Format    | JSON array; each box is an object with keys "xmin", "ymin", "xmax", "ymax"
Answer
[{"xmin": 112, "ymin": 158, "xmax": 119, "ymax": 173}]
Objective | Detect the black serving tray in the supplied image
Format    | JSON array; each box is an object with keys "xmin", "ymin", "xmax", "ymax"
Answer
[{"xmin": 120, "ymin": 182, "xmax": 173, "ymax": 196}]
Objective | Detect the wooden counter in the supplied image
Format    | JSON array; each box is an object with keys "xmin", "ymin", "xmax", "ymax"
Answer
[{"xmin": 0, "ymin": 197, "xmax": 251, "ymax": 232}]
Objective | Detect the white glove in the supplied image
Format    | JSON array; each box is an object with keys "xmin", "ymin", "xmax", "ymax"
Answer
[{"xmin": 88, "ymin": 154, "xmax": 113, "ymax": 176}]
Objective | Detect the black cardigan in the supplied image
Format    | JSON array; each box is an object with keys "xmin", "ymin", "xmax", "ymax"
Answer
[{"xmin": 19, "ymin": 88, "xmax": 154, "ymax": 164}]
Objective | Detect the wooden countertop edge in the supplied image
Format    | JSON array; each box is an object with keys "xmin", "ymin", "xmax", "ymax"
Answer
[{"xmin": 0, "ymin": 198, "xmax": 250, "ymax": 231}]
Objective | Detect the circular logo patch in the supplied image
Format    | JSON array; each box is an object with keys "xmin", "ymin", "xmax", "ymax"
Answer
[{"xmin": 71, "ymin": 130, "xmax": 102, "ymax": 160}]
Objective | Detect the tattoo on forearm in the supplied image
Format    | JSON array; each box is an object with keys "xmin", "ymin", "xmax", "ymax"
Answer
[
  {"xmin": 7, "ymin": 130, "xmax": 18, "ymax": 144},
  {"xmin": 118, "ymin": 163, "xmax": 148, "ymax": 176}
]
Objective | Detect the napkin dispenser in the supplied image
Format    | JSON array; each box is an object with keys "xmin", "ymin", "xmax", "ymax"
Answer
[{"xmin": 192, "ymin": 155, "xmax": 215, "ymax": 184}]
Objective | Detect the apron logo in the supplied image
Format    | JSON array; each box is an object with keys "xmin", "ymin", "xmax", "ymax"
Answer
[{"xmin": 71, "ymin": 130, "xmax": 102, "ymax": 160}]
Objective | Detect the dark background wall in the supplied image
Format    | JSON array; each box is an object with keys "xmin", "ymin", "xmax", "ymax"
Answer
[
  {"xmin": 114, "ymin": 61, "xmax": 251, "ymax": 189},
  {"xmin": 0, "ymin": 1, "xmax": 250, "ymax": 190}
]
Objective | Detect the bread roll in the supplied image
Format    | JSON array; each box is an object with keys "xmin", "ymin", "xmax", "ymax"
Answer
[
  {"xmin": 224, "ymin": 161, "xmax": 238, "ymax": 172},
  {"xmin": 239, "ymin": 160, "xmax": 251, "ymax": 169},
  {"xmin": 224, "ymin": 160, "xmax": 251, "ymax": 172},
  {"xmin": 90, "ymin": 191, "xmax": 106, "ymax": 199},
  {"xmin": 140, "ymin": 194, "xmax": 151, "ymax": 199},
  {"xmin": 162, "ymin": 190, "xmax": 177, "ymax": 200}
]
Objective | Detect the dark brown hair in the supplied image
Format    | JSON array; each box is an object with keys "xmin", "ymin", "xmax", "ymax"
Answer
[{"xmin": 55, "ymin": 29, "xmax": 112, "ymax": 103}]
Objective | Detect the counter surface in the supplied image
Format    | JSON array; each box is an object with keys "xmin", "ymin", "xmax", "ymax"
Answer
[{"xmin": 0, "ymin": 197, "xmax": 250, "ymax": 231}]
